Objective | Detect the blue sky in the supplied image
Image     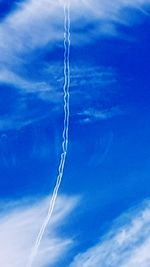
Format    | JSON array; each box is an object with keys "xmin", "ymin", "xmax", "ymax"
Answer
[{"xmin": 1, "ymin": 0, "xmax": 150, "ymax": 266}]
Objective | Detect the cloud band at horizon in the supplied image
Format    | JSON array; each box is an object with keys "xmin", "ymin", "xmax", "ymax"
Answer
[{"xmin": 26, "ymin": 1, "xmax": 70, "ymax": 266}]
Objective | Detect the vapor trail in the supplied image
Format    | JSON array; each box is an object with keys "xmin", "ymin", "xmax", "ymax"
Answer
[{"xmin": 26, "ymin": 1, "xmax": 70, "ymax": 266}]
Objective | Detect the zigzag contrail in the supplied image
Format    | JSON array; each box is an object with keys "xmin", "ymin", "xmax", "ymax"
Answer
[{"xmin": 26, "ymin": 1, "xmax": 70, "ymax": 266}]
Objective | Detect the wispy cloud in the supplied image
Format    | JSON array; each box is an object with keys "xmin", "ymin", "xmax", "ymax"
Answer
[
  {"xmin": 70, "ymin": 200, "xmax": 150, "ymax": 267},
  {"xmin": 0, "ymin": 0, "xmax": 63, "ymax": 66},
  {"xmin": 78, "ymin": 106, "xmax": 122, "ymax": 123},
  {"xmin": 70, "ymin": 66, "xmax": 117, "ymax": 88},
  {"xmin": 0, "ymin": 195, "xmax": 78, "ymax": 267},
  {"xmin": 0, "ymin": 0, "xmax": 149, "ymax": 67},
  {"xmin": 0, "ymin": 69, "xmax": 52, "ymax": 93},
  {"xmin": 0, "ymin": 68, "xmax": 62, "ymax": 105},
  {"xmin": 0, "ymin": 64, "xmax": 118, "ymax": 131},
  {"xmin": 0, "ymin": 0, "xmax": 148, "ymax": 131},
  {"xmin": 68, "ymin": 65, "xmax": 119, "ymax": 116},
  {"xmin": 0, "ymin": 0, "xmax": 148, "ymax": 87},
  {"xmin": 0, "ymin": 94, "xmax": 52, "ymax": 132}
]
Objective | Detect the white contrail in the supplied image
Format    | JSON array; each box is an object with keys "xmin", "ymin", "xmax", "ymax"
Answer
[{"xmin": 26, "ymin": 1, "xmax": 70, "ymax": 266}]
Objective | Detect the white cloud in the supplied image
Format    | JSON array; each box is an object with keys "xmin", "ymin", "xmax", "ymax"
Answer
[
  {"xmin": 0, "ymin": 0, "xmax": 63, "ymax": 65},
  {"xmin": 0, "ymin": 195, "xmax": 78, "ymax": 267},
  {"xmin": 0, "ymin": 68, "xmax": 63, "ymax": 104},
  {"xmin": 0, "ymin": 0, "xmax": 148, "ymax": 87},
  {"xmin": 0, "ymin": 69, "xmax": 52, "ymax": 93},
  {"xmin": 78, "ymin": 106, "xmax": 122, "ymax": 123},
  {"xmin": 70, "ymin": 200, "xmax": 150, "ymax": 267},
  {"xmin": 0, "ymin": 0, "xmax": 149, "ymax": 67},
  {"xmin": 70, "ymin": 66, "xmax": 116, "ymax": 88},
  {"xmin": 0, "ymin": 0, "xmax": 148, "ymax": 131},
  {"xmin": 0, "ymin": 65, "xmax": 118, "ymax": 132}
]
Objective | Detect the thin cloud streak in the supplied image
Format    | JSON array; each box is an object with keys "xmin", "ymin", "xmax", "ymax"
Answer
[
  {"xmin": 0, "ymin": 195, "xmax": 78, "ymax": 267},
  {"xmin": 0, "ymin": 0, "xmax": 149, "ymax": 67},
  {"xmin": 78, "ymin": 106, "xmax": 122, "ymax": 123},
  {"xmin": 70, "ymin": 200, "xmax": 150, "ymax": 267},
  {"xmin": 0, "ymin": 0, "xmax": 148, "ymax": 96}
]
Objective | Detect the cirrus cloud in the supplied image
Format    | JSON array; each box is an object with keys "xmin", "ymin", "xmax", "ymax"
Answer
[
  {"xmin": 70, "ymin": 200, "xmax": 150, "ymax": 267},
  {"xmin": 0, "ymin": 194, "xmax": 78, "ymax": 267}
]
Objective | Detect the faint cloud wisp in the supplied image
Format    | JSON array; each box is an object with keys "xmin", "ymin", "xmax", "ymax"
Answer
[
  {"xmin": 70, "ymin": 200, "xmax": 150, "ymax": 267},
  {"xmin": 0, "ymin": 195, "xmax": 78, "ymax": 267}
]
